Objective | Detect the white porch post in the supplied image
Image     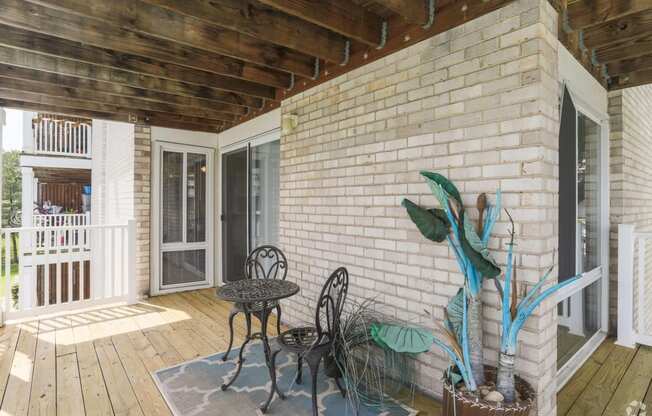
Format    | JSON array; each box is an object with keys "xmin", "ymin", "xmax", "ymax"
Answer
[
  {"xmin": 20, "ymin": 167, "xmax": 35, "ymax": 310},
  {"xmin": 0, "ymin": 108, "xmax": 4, "ymax": 326},
  {"xmin": 617, "ymin": 224, "xmax": 636, "ymax": 348},
  {"xmin": 127, "ymin": 219, "xmax": 137, "ymax": 304}
]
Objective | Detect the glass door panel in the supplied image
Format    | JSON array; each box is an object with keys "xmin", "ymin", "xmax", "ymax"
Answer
[
  {"xmin": 222, "ymin": 148, "xmax": 248, "ymax": 282},
  {"xmin": 162, "ymin": 151, "xmax": 183, "ymax": 243},
  {"xmin": 157, "ymin": 143, "xmax": 213, "ymax": 293},
  {"xmin": 250, "ymin": 140, "xmax": 280, "ymax": 249}
]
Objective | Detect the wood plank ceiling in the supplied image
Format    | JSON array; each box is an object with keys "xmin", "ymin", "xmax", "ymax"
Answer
[
  {"xmin": 0, "ymin": 0, "xmax": 520, "ymax": 132},
  {"xmin": 1, "ymin": 0, "xmax": 650, "ymax": 133},
  {"xmin": 559, "ymin": 0, "xmax": 652, "ymax": 90}
]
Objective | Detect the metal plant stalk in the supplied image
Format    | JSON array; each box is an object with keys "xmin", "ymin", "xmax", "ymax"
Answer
[
  {"xmin": 402, "ymin": 172, "xmax": 502, "ymax": 389},
  {"xmin": 494, "ymin": 212, "xmax": 578, "ymax": 402}
]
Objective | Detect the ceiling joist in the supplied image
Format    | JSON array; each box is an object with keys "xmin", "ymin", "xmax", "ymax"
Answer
[{"xmin": 257, "ymin": 0, "xmax": 386, "ymax": 48}]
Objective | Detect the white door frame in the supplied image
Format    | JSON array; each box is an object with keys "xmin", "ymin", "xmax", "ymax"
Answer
[
  {"xmin": 151, "ymin": 141, "xmax": 214, "ymax": 295},
  {"xmin": 217, "ymin": 128, "xmax": 280, "ymax": 285},
  {"xmin": 556, "ymin": 85, "xmax": 610, "ymax": 390}
]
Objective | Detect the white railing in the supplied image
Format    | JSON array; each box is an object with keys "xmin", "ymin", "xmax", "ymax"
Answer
[
  {"xmin": 34, "ymin": 213, "xmax": 90, "ymax": 228},
  {"xmin": 32, "ymin": 118, "xmax": 92, "ymax": 158},
  {"xmin": 617, "ymin": 224, "xmax": 652, "ymax": 348},
  {"xmin": 0, "ymin": 221, "xmax": 136, "ymax": 323}
]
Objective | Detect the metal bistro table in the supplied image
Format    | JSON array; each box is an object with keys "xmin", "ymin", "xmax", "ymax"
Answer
[{"xmin": 216, "ymin": 279, "xmax": 300, "ymax": 413}]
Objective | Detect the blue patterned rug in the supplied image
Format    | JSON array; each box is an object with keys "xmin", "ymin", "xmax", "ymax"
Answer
[{"xmin": 152, "ymin": 340, "xmax": 418, "ymax": 416}]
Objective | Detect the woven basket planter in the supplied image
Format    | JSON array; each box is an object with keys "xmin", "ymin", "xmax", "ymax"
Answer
[{"xmin": 441, "ymin": 366, "xmax": 535, "ymax": 416}]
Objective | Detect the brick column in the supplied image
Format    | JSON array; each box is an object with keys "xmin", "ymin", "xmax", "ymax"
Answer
[{"xmin": 134, "ymin": 125, "xmax": 151, "ymax": 297}]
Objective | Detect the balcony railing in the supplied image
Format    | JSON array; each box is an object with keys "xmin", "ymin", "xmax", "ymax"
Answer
[
  {"xmin": 0, "ymin": 221, "xmax": 136, "ymax": 323},
  {"xmin": 32, "ymin": 117, "xmax": 92, "ymax": 158},
  {"xmin": 617, "ymin": 224, "xmax": 652, "ymax": 348},
  {"xmin": 33, "ymin": 213, "xmax": 90, "ymax": 228}
]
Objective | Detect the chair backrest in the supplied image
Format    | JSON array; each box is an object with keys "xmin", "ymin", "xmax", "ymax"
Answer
[
  {"xmin": 314, "ymin": 267, "xmax": 349, "ymax": 344},
  {"xmin": 244, "ymin": 245, "xmax": 288, "ymax": 281}
]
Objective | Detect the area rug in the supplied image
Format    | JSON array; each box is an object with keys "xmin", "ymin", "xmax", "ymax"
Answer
[{"xmin": 152, "ymin": 340, "xmax": 418, "ymax": 416}]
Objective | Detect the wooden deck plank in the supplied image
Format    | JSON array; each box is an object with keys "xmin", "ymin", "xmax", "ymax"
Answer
[
  {"xmin": 111, "ymin": 333, "xmax": 172, "ymax": 416},
  {"xmin": 94, "ymin": 337, "xmax": 144, "ymax": 416},
  {"xmin": 54, "ymin": 316, "xmax": 76, "ymax": 357},
  {"xmin": 72, "ymin": 318, "xmax": 113, "ymax": 416},
  {"xmin": 0, "ymin": 325, "xmax": 20, "ymax": 404},
  {"xmin": 0, "ymin": 323, "xmax": 39, "ymax": 416},
  {"xmin": 557, "ymin": 339, "xmax": 617, "ymax": 416},
  {"xmin": 566, "ymin": 344, "xmax": 638, "ymax": 416},
  {"xmin": 29, "ymin": 322, "xmax": 57, "ymax": 416},
  {"xmin": 56, "ymin": 353, "xmax": 85, "ymax": 416},
  {"xmin": 603, "ymin": 346, "xmax": 652, "ymax": 416}
]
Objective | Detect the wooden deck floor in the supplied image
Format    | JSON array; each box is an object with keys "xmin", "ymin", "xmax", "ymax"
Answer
[
  {"xmin": 1, "ymin": 289, "xmax": 643, "ymax": 416},
  {"xmin": 0, "ymin": 289, "xmax": 442, "ymax": 416},
  {"xmin": 558, "ymin": 339, "xmax": 652, "ymax": 416}
]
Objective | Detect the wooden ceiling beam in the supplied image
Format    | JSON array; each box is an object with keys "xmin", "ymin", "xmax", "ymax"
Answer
[
  {"xmin": 0, "ymin": 64, "xmax": 248, "ymax": 115},
  {"xmin": 0, "ymin": 92, "xmax": 228, "ymax": 131},
  {"xmin": 565, "ymin": 0, "xmax": 652, "ymax": 31},
  {"xmin": 0, "ymin": 25, "xmax": 289, "ymax": 90},
  {"xmin": 373, "ymin": 0, "xmax": 430, "ymax": 26},
  {"xmin": 2, "ymin": 0, "xmax": 314, "ymax": 78},
  {"xmin": 583, "ymin": 7, "xmax": 652, "ymax": 49},
  {"xmin": 140, "ymin": 0, "xmax": 348, "ymax": 63},
  {"xmin": 609, "ymin": 67, "xmax": 652, "ymax": 89},
  {"xmin": 0, "ymin": 77, "xmax": 238, "ymax": 122},
  {"xmin": 594, "ymin": 34, "xmax": 652, "ymax": 63},
  {"xmin": 256, "ymin": 0, "xmax": 385, "ymax": 47},
  {"xmin": 605, "ymin": 54, "xmax": 652, "ymax": 76},
  {"xmin": 0, "ymin": 46, "xmax": 265, "ymax": 108}
]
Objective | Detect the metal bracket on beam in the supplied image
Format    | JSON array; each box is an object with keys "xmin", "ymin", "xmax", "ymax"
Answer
[
  {"xmin": 286, "ymin": 73, "xmax": 295, "ymax": 92},
  {"xmin": 578, "ymin": 30, "xmax": 588, "ymax": 54},
  {"xmin": 312, "ymin": 58, "xmax": 320, "ymax": 80},
  {"xmin": 376, "ymin": 21, "xmax": 388, "ymax": 50},
  {"xmin": 602, "ymin": 65, "xmax": 611, "ymax": 83},
  {"xmin": 591, "ymin": 50, "xmax": 599, "ymax": 67},
  {"xmin": 422, "ymin": 0, "xmax": 435, "ymax": 29},
  {"xmin": 340, "ymin": 40, "xmax": 351, "ymax": 66},
  {"xmin": 561, "ymin": 8, "xmax": 573, "ymax": 34}
]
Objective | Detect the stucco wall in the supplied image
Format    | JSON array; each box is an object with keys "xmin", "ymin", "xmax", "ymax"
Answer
[{"xmin": 278, "ymin": 0, "xmax": 560, "ymax": 414}]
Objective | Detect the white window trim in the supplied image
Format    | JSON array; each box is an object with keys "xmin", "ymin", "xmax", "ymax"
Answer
[{"xmin": 555, "ymin": 83, "xmax": 610, "ymax": 391}]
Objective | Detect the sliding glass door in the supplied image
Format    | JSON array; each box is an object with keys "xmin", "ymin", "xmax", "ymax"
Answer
[
  {"xmin": 220, "ymin": 131, "xmax": 280, "ymax": 283},
  {"xmin": 557, "ymin": 86, "xmax": 609, "ymax": 386},
  {"xmin": 154, "ymin": 142, "xmax": 214, "ymax": 294}
]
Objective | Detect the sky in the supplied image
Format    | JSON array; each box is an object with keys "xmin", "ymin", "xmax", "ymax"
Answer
[{"xmin": 1, "ymin": 108, "xmax": 25, "ymax": 151}]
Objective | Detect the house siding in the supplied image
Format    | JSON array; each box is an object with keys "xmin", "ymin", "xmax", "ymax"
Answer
[
  {"xmin": 608, "ymin": 85, "xmax": 652, "ymax": 335},
  {"xmin": 278, "ymin": 0, "xmax": 560, "ymax": 414}
]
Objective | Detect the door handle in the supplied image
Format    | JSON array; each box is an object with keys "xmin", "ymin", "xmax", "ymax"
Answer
[{"xmin": 220, "ymin": 214, "xmax": 226, "ymax": 222}]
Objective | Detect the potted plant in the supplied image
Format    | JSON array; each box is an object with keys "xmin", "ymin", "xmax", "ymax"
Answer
[{"xmin": 401, "ymin": 172, "xmax": 576, "ymax": 415}]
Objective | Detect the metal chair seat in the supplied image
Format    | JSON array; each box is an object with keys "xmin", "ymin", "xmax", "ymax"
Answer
[{"xmin": 277, "ymin": 326, "xmax": 322, "ymax": 353}]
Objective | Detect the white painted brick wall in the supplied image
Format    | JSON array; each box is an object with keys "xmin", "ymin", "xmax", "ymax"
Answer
[
  {"xmin": 608, "ymin": 85, "xmax": 652, "ymax": 335},
  {"xmin": 278, "ymin": 0, "xmax": 560, "ymax": 414}
]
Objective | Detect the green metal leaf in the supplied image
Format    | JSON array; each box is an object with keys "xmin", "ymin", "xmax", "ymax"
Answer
[
  {"xmin": 370, "ymin": 324, "xmax": 434, "ymax": 354},
  {"xmin": 420, "ymin": 171, "xmax": 462, "ymax": 207},
  {"xmin": 445, "ymin": 288, "xmax": 465, "ymax": 342},
  {"xmin": 402, "ymin": 199, "xmax": 451, "ymax": 242},
  {"xmin": 460, "ymin": 212, "xmax": 501, "ymax": 279}
]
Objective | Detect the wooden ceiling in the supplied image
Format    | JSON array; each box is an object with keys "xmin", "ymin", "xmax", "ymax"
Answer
[
  {"xmin": 559, "ymin": 0, "xmax": 652, "ymax": 90},
  {"xmin": 0, "ymin": 0, "xmax": 519, "ymax": 133},
  {"xmin": 1, "ymin": 1, "xmax": 650, "ymax": 133}
]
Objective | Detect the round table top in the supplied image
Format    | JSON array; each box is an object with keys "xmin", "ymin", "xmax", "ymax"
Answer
[{"xmin": 216, "ymin": 279, "xmax": 300, "ymax": 304}]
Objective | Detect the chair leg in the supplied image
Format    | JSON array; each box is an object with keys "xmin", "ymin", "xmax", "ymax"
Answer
[
  {"xmin": 223, "ymin": 308, "xmax": 239, "ymax": 361},
  {"xmin": 296, "ymin": 355, "xmax": 303, "ymax": 384},
  {"xmin": 335, "ymin": 377, "xmax": 346, "ymax": 398},
  {"xmin": 306, "ymin": 354, "xmax": 322, "ymax": 416},
  {"xmin": 275, "ymin": 304, "xmax": 282, "ymax": 336}
]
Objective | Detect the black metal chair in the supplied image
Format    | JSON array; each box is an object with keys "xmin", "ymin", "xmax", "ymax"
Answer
[
  {"xmin": 271, "ymin": 267, "xmax": 349, "ymax": 416},
  {"xmin": 223, "ymin": 245, "xmax": 288, "ymax": 361}
]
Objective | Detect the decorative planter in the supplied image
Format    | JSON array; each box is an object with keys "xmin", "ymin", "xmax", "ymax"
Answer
[{"xmin": 441, "ymin": 367, "xmax": 534, "ymax": 416}]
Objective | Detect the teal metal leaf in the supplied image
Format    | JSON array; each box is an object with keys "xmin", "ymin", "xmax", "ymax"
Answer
[
  {"xmin": 459, "ymin": 213, "xmax": 501, "ymax": 279},
  {"xmin": 370, "ymin": 324, "xmax": 434, "ymax": 354},
  {"xmin": 446, "ymin": 288, "xmax": 465, "ymax": 342},
  {"xmin": 402, "ymin": 199, "xmax": 450, "ymax": 242},
  {"xmin": 420, "ymin": 171, "xmax": 462, "ymax": 206}
]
